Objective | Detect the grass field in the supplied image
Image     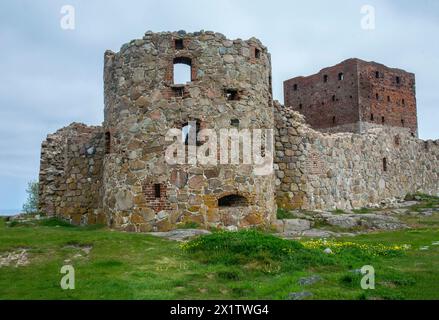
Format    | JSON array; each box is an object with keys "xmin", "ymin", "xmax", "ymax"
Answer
[{"xmin": 0, "ymin": 208, "xmax": 439, "ymax": 300}]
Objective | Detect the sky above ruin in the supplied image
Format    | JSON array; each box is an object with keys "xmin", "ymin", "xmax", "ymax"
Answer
[{"xmin": 1, "ymin": 0, "xmax": 439, "ymax": 211}]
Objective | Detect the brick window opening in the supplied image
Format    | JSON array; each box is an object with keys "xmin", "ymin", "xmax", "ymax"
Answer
[
  {"xmin": 293, "ymin": 84, "xmax": 298, "ymax": 91},
  {"xmin": 401, "ymin": 119, "xmax": 405, "ymax": 127},
  {"xmin": 175, "ymin": 39, "xmax": 184, "ymax": 50},
  {"xmin": 396, "ymin": 76, "xmax": 401, "ymax": 84},
  {"xmin": 323, "ymin": 75, "xmax": 328, "ymax": 82},
  {"xmin": 338, "ymin": 73, "xmax": 344, "ymax": 81},
  {"xmin": 382, "ymin": 116, "xmax": 385, "ymax": 124},
  {"xmin": 218, "ymin": 194, "xmax": 248, "ymax": 208},
  {"xmin": 225, "ymin": 89, "xmax": 239, "ymax": 101},
  {"xmin": 299, "ymin": 103, "xmax": 303, "ymax": 110},
  {"xmin": 231, "ymin": 119, "xmax": 240, "ymax": 128},
  {"xmin": 255, "ymin": 48, "xmax": 261, "ymax": 59},
  {"xmin": 154, "ymin": 184, "xmax": 161, "ymax": 198},
  {"xmin": 370, "ymin": 114, "xmax": 374, "ymax": 121},
  {"xmin": 332, "ymin": 116, "xmax": 336, "ymax": 124},
  {"xmin": 376, "ymin": 93, "xmax": 379, "ymax": 100},
  {"xmin": 332, "ymin": 95, "xmax": 336, "ymax": 102},
  {"xmin": 383, "ymin": 158, "xmax": 388, "ymax": 172},
  {"xmin": 173, "ymin": 57, "xmax": 192, "ymax": 84},
  {"xmin": 375, "ymin": 71, "xmax": 380, "ymax": 78},
  {"xmin": 172, "ymin": 86, "xmax": 185, "ymax": 97},
  {"xmin": 402, "ymin": 99, "xmax": 405, "ymax": 105},
  {"xmin": 105, "ymin": 131, "xmax": 111, "ymax": 154},
  {"xmin": 387, "ymin": 96, "xmax": 391, "ymax": 102}
]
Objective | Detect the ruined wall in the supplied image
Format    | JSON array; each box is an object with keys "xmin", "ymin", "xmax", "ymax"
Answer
[
  {"xmin": 357, "ymin": 59, "xmax": 418, "ymax": 136},
  {"xmin": 284, "ymin": 59, "xmax": 359, "ymax": 131},
  {"xmin": 102, "ymin": 31, "xmax": 275, "ymax": 232},
  {"xmin": 283, "ymin": 58, "xmax": 418, "ymax": 135},
  {"xmin": 39, "ymin": 123, "xmax": 105, "ymax": 224},
  {"xmin": 274, "ymin": 102, "xmax": 439, "ymax": 211}
]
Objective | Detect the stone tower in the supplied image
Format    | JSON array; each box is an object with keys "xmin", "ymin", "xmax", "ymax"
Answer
[
  {"xmin": 102, "ymin": 31, "xmax": 276, "ymax": 232},
  {"xmin": 284, "ymin": 58, "xmax": 418, "ymax": 136}
]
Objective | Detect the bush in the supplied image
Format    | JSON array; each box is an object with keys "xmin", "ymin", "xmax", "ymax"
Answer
[
  {"xmin": 22, "ymin": 181, "xmax": 39, "ymax": 214},
  {"xmin": 182, "ymin": 230, "xmax": 333, "ymax": 271}
]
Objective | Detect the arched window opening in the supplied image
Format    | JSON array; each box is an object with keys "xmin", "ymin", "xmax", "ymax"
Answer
[
  {"xmin": 218, "ymin": 194, "xmax": 249, "ymax": 208},
  {"xmin": 383, "ymin": 158, "xmax": 388, "ymax": 172},
  {"xmin": 173, "ymin": 57, "xmax": 192, "ymax": 85},
  {"xmin": 370, "ymin": 114, "xmax": 374, "ymax": 121}
]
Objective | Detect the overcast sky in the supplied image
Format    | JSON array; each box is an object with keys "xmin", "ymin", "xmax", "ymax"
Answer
[{"xmin": 1, "ymin": 0, "xmax": 438, "ymax": 211}]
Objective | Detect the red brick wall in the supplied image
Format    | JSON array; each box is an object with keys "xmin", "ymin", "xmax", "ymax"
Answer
[
  {"xmin": 284, "ymin": 59, "xmax": 360, "ymax": 130},
  {"xmin": 142, "ymin": 183, "xmax": 171, "ymax": 212},
  {"xmin": 284, "ymin": 58, "xmax": 418, "ymax": 135},
  {"xmin": 357, "ymin": 60, "xmax": 418, "ymax": 135}
]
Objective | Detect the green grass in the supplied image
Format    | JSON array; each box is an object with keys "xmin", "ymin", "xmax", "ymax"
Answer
[{"xmin": 0, "ymin": 216, "xmax": 439, "ymax": 300}]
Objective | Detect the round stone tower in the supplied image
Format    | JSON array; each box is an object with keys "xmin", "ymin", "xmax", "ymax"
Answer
[{"xmin": 103, "ymin": 30, "xmax": 275, "ymax": 232}]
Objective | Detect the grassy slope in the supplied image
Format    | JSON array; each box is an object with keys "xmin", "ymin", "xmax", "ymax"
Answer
[{"xmin": 0, "ymin": 214, "xmax": 439, "ymax": 300}]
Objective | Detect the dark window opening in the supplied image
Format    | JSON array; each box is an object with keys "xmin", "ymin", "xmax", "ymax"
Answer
[
  {"xmin": 375, "ymin": 71, "xmax": 380, "ymax": 78},
  {"xmin": 172, "ymin": 86, "xmax": 185, "ymax": 97},
  {"xmin": 323, "ymin": 75, "xmax": 328, "ymax": 82},
  {"xmin": 396, "ymin": 76, "xmax": 401, "ymax": 84},
  {"xmin": 175, "ymin": 39, "xmax": 184, "ymax": 50},
  {"xmin": 401, "ymin": 119, "xmax": 405, "ymax": 127},
  {"xmin": 299, "ymin": 103, "xmax": 303, "ymax": 110},
  {"xmin": 332, "ymin": 116, "xmax": 336, "ymax": 124},
  {"xmin": 105, "ymin": 131, "xmax": 111, "ymax": 154},
  {"xmin": 173, "ymin": 57, "xmax": 192, "ymax": 84},
  {"xmin": 383, "ymin": 158, "xmax": 388, "ymax": 172},
  {"xmin": 255, "ymin": 48, "xmax": 261, "ymax": 59},
  {"xmin": 225, "ymin": 89, "xmax": 239, "ymax": 101},
  {"xmin": 387, "ymin": 96, "xmax": 391, "ymax": 102},
  {"xmin": 231, "ymin": 119, "xmax": 240, "ymax": 128},
  {"xmin": 402, "ymin": 99, "xmax": 405, "ymax": 105},
  {"xmin": 376, "ymin": 93, "xmax": 379, "ymax": 100},
  {"xmin": 218, "ymin": 194, "xmax": 249, "ymax": 207},
  {"xmin": 382, "ymin": 116, "xmax": 385, "ymax": 124},
  {"xmin": 338, "ymin": 73, "xmax": 344, "ymax": 81},
  {"xmin": 332, "ymin": 95, "xmax": 336, "ymax": 102},
  {"xmin": 154, "ymin": 184, "xmax": 161, "ymax": 198},
  {"xmin": 370, "ymin": 114, "xmax": 374, "ymax": 121},
  {"xmin": 293, "ymin": 84, "xmax": 298, "ymax": 91}
]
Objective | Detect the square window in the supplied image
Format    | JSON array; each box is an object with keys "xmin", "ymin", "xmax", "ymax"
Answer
[
  {"xmin": 175, "ymin": 39, "xmax": 184, "ymax": 50},
  {"xmin": 231, "ymin": 119, "xmax": 240, "ymax": 128},
  {"xmin": 255, "ymin": 48, "xmax": 261, "ymax": 59}
]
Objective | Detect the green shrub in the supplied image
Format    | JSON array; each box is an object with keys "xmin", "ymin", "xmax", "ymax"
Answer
[
  {"xmin": 182, "ymin": 230, "xmax": 333, "ymax": 271},
  {"xmin": 177, "ymin": 221, "xmax": 200, "ymax": 229},
  {"xmin": 38, "ymin": 218, "xmax": 75, "ymax": 228}
]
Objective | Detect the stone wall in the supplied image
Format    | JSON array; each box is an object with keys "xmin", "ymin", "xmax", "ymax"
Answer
[
  {"xmin": 102, "ymin": 31, "xmax": 276, "ymax": 232},
  {"xmin": 39, "ymin": 123, "xmax": 106, "ymax": 225},
  {"xmin": 274, "ymin": 102, "xmax": 439, "ymax": 210}
]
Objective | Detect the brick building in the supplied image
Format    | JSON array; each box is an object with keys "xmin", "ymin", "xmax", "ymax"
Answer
[{"xmin": 284, "ymin": 58, "xmax": 418, "ymax": 136}]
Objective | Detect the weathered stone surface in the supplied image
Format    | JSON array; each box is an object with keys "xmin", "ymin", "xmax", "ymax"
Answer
[{"xmin": 148, "ymin": 229, "xmax": 211, "ymax": 241}]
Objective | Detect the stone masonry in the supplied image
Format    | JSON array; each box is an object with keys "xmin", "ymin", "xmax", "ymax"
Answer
[{"xmin": 38, "ymin": 31, "xmax": 439, "ymax": 231}]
